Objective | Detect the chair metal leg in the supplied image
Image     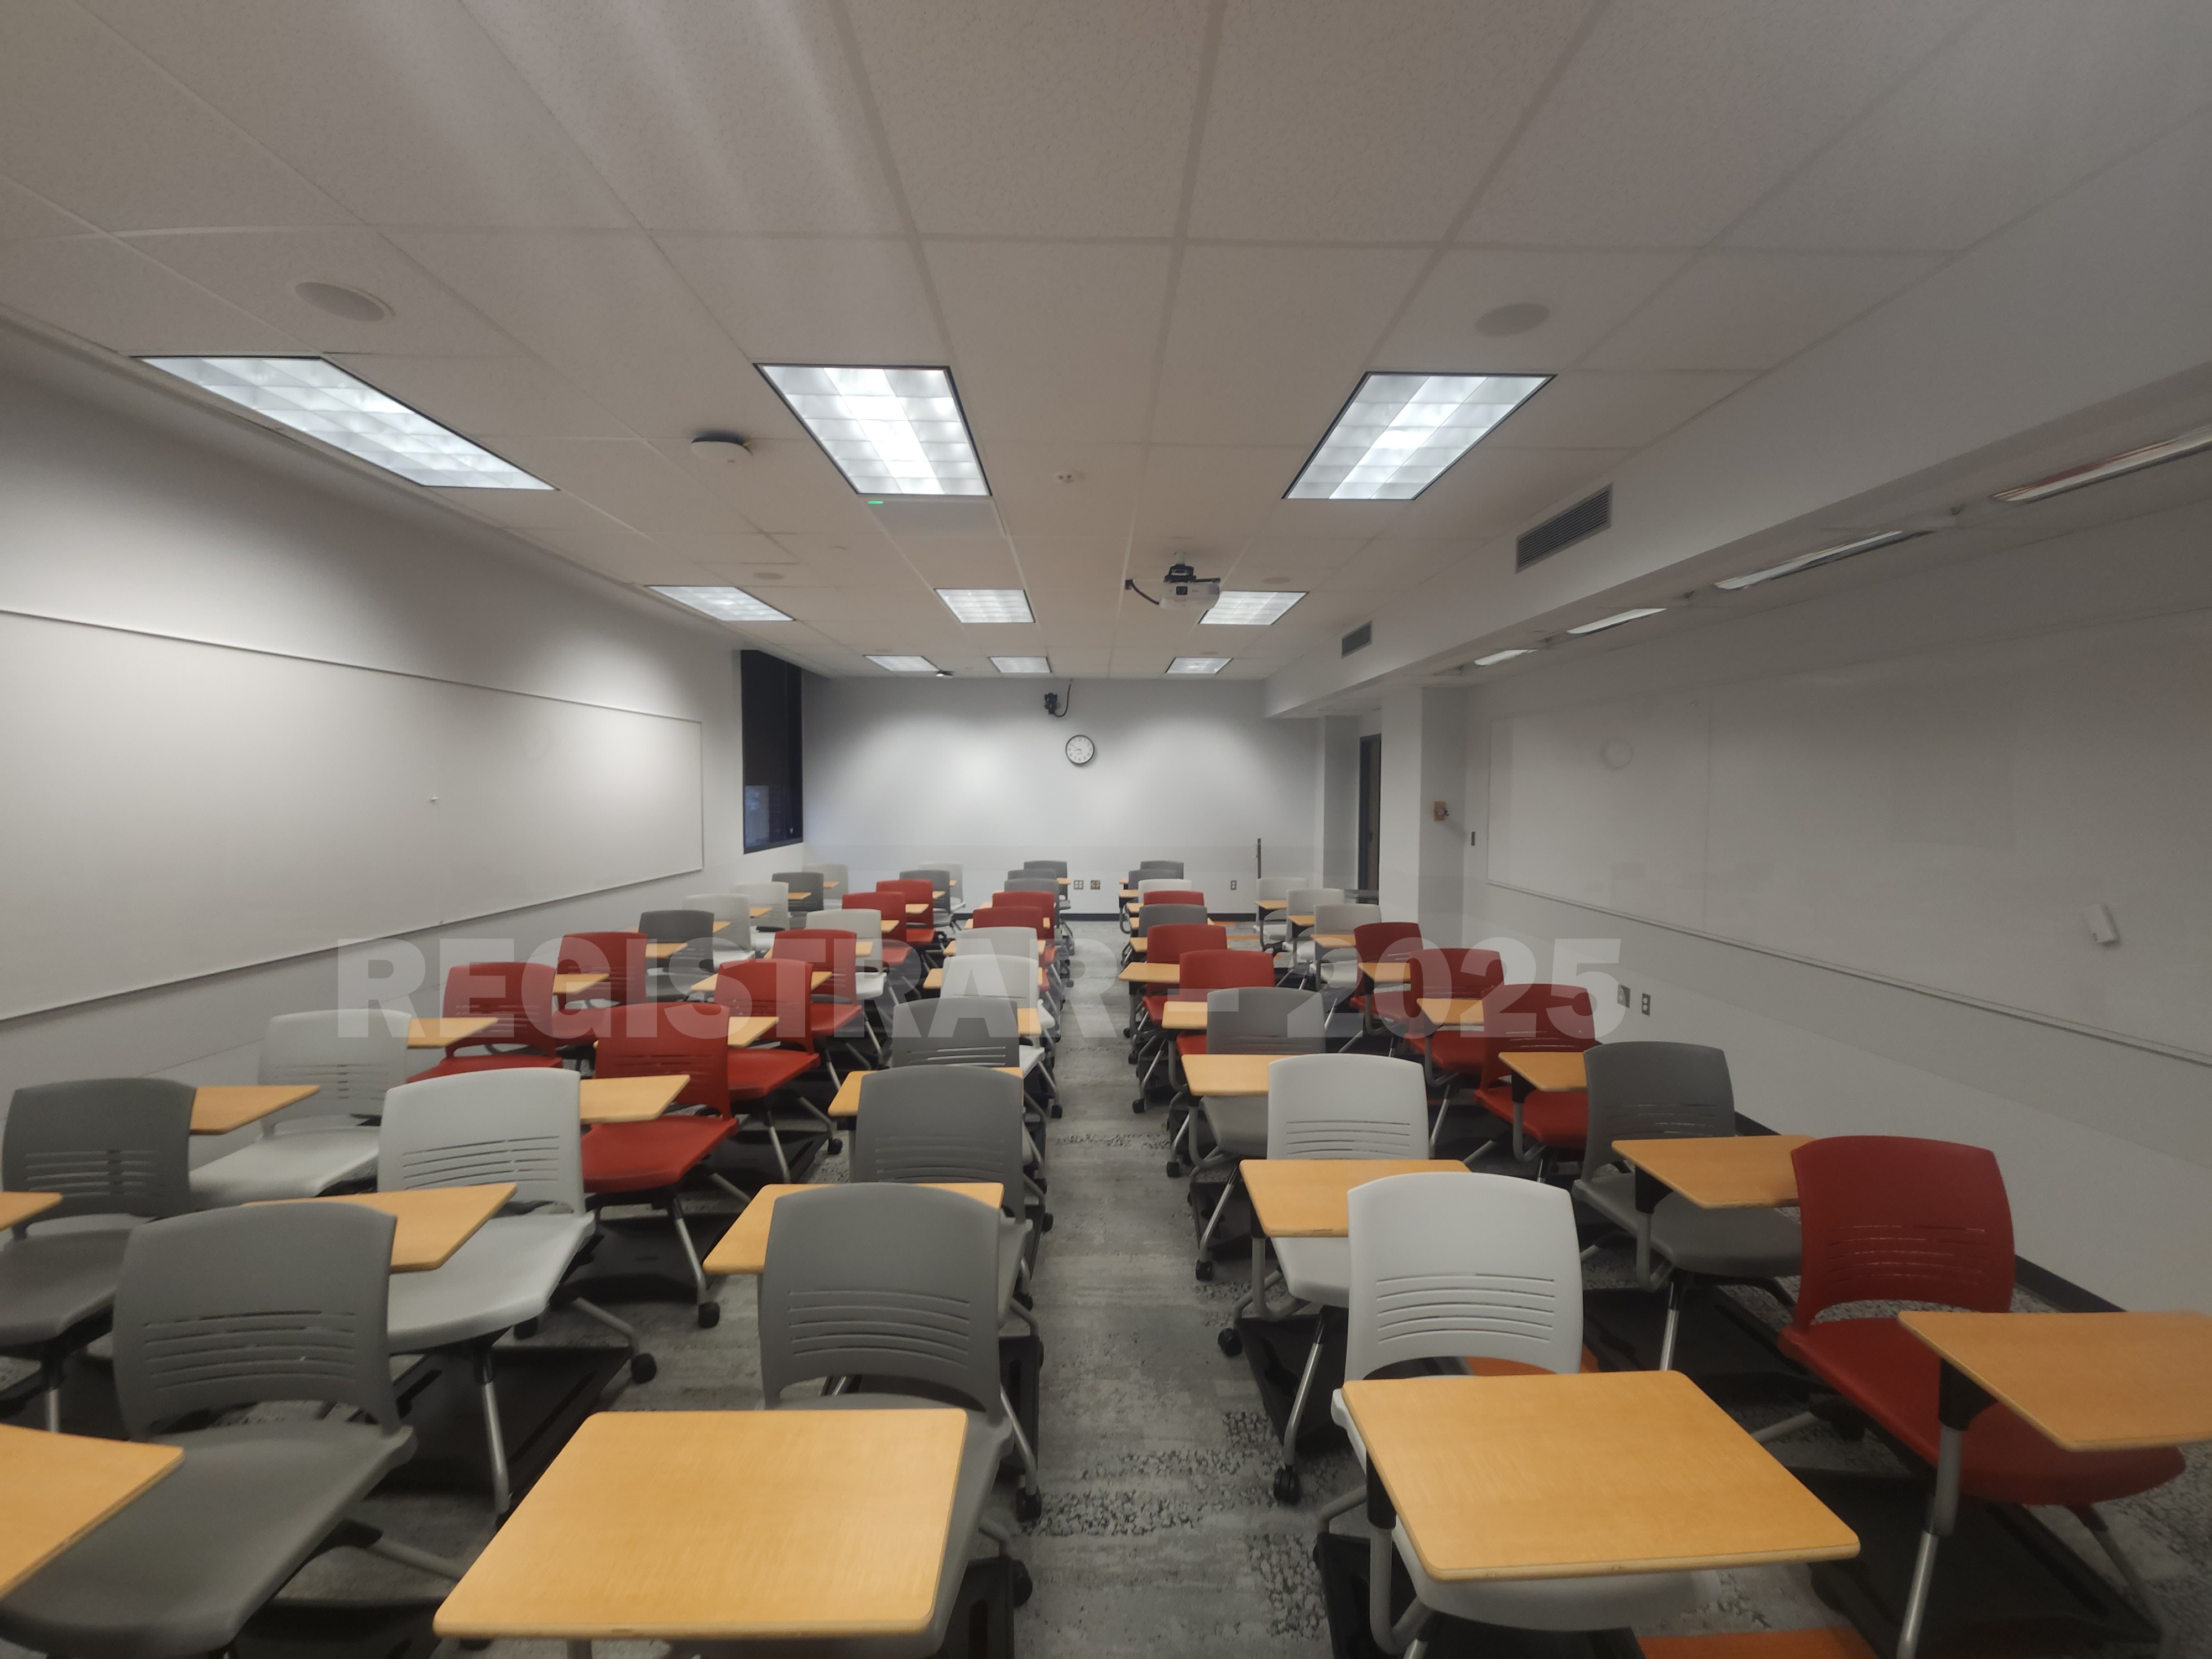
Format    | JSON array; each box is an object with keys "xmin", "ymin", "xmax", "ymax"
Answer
[
  {"xmin": 1315, "ymin": 1484, "xmax": 1364, "ymax": 1532},
  {"xmin": 1658, "ymin": 1274, "xmax": 1684, "ymax": 1371},
  {"xmin": 473, "ymin": 1344, "xmax": 512, "ymax": 1514},
  {"xmin": 362, "ymin": 1531, "xmax": 468, "ymax": 1579},
  {"xmin": 568, "ymin": 1295, "xmax": 639, "ymax": 1352},
  {"xmin": 1897, "ymin": 1421, "xmax": 1965, "ymax": 1659},
  {"xmin": 669, "ymin": 1193, "xmax": 712, "ymax": 1307},
  {"xmin": 1427, "ymin": 1093, "xmax": 1451, "ymax": 1153},
  {"xmin": 2074, "ymin": 1506, "xmax": 2162, "ymax": 1635},
  {"xmin": 1002, "ymin": 1386, "xmax": 1041, "ymax": 1497},
  {"xmin": 1280, "ymin": 1328, "xmax": 1326, "ymax": 1470},
  {"xmin": 1196, "ymin": 1172, "xmax": 1240, "ymax": 1253},
  {"xmin": 757, "ymin": 1110, "xmax": 791, "ymax": 1182},
  {"xmin": 1751, "ymin": 1409, "xmax": 1819, "ymax": 1444},
  {"xmin": 1368, "ymin": 1525, "xmax": 1434, "ymax": 1655}
]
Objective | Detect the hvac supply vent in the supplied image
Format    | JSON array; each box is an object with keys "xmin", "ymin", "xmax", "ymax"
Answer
[
  {"xmin": 1340, "ymin": 622, "xmax": 1372, "ymax": 657},
  {"xmin": 1516, "ymin": 487, "xmax": 1611, "ymax": 571}
]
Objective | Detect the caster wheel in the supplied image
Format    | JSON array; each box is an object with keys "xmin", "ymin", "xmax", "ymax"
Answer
[
  {"xmin": 514, "ymin": 1318, "xmax": 539, "ymax": 1340},
  {"xmin": 1010, "ymin": 1561, "xmax": 1034, "ymax": 1606},
  {"xmin": 826, "ymin": 1137, "xmax": 843, "ymax": 1155},
  {"xmin": 1272, "ymin": 1467, "xmax": 1301, "ymax": 1504},
  {"xmin": 696, "ymin": 1301, "xmax": 721, "ymax": 1329},
  {"xmin": 1131, "ymin": 1098, "xmax": 1146, "ymax": 1114},
  {"xmin": 1050, "ymin": 1102, "xmax": 1062, "ymax": 1119},
  {"xmin": 1165, "ymin": 1160, "xmax": 1185, "ymax": 1178},
  {"xmin": 1015, "ymin": 1487, "xmax": 1043, "ymax": 1523},
  {"xmin": 1194, "ymin": 1258, "xmax": 1214, "ymax": 1281},
  {"xmin": 1040, "ymin": 1212, "xmax": 1055, "ymax": 1233},
  {"xmin": 1217, "ymin": 1327, "xmax": 1243, "ymax": 1358},
  {"xmin": 630, "ymin": 1353, "xmax": 658, "ymax": 1384}
]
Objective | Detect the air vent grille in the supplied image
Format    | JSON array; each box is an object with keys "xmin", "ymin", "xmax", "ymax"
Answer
[
  {"xmin": 1340, "ymin": 622, "xmax": 1372, "ymax": 657},
  {"xmin": 1516, "ymin": 487, "xmax": 1611, "ymax": 571}
]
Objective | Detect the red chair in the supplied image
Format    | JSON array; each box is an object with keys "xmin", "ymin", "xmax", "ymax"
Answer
[
  {"xmin": 1154, "ymin": 947, "xmax": 1270, "ymax": 1053},
  {"xmin": 1403, "ymin": 948, "xmax": 1504, "ymax": 1064},
  {"xmin": 1349, "ymin": 920, "xmax": 1425, "ymax": 1028},
  {"xmin": 557, "ymin": 931, "xmax": 653, "ymax": 1009},
  {"xmin": 1455, "ymin": 983, "xmax": 1596, "ymax": 1165},
  {"xmin": 769, "ymin": 928, "xmax": 876, "ymax": 1067},
  {"xmin": 1778, "ymin": 1138, "xmax": 2183, "ymax": 1656},
  {"xmin": 879, "ymin": 879, "xmax": 941, "ymax": 946},
  {"xmin": 838, "ymin": 890, "xmax": 916, "ymax": 968},
  {"xmin": 416, "ymin": 961, "xmax": 587, "ymax": 1079},
  {"xmin": 1136, "ymin": 888, "xmax": 1205, "ymax": 912}
]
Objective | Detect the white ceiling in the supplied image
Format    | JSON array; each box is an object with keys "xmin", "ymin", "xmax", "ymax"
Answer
[{"xmin": 0, "ymin": 0, "xmax": 2207, "ymax": 680}]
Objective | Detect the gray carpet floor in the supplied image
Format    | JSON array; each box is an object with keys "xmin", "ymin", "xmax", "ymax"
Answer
[{"xmin": 3, "ymin": 920, "xmax": 2205, "ymax": 1658}]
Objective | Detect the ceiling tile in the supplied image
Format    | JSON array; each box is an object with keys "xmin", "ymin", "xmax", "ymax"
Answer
[
  {"xmin": 390, "ymin": 231, "xmax": 786, "ymax": 439},
  {"xmin": 1379, "ymin": 249, "xmax": 1691, "ymax": 373},
  {"xmin": 1150, "ymin": 244, "xmax": 1428, "ymax": 446},
  {"xmin": 1481, "ymin": 371, "xmax": 1751, "ymax": 450},
  {"xmin": 466, "ymin": 0, "xmax": 900, "ymax": 233},
  {"xmin": 1040, "ymin": 648, "xmax": 1112, "ymax": 676},
  {"xmin": 325, "ymin": 353, "xmax": 628, "ymax": 439},
  {"xmin": 528, "ymin": 523, "xmax": 712, "ymax": 585},
  {"xmin": 1258, "ymin": 497, "xmax": 1405, "ymax": 540},
  {"xmin": 1321, "ymin": 541, "xmax": 1463, "ymax": 594},
  {"xmin": 0, "ymin": 177, "xmax": 96, "ymax": 242},
  {"xmin": 896, "ymin": 539, "xmax": 1022, "ymax": 589},
  {"xmin": 448, "ymin": 487, "xmax": 618, "ymax": 531},
  {"xmin": 1190, "ymin": 1, "xmax": 1589, "ymax": 241},
  {"xmin": 660, "ymin": 235, "xmax": 942, "ymax": 363},
  {"xmin": 87, "ymin": 0, "xmax": 629, "ymax": 229},
  {"xmin": 1383, "ymin": 445, "xmax": 1630, "ymax": 541},
  {"xmin": 488, "ymin": 436, "xmax": 743, "ymax": 533},
  {"xmin": 1462, "ymin": 0, "xmax": 1978, "ymax": 247},
  {"xmin": 1131, "ymin": 445, "xmax": 1308, "ymax": 547},
  {"xmin": 847, "ymin": 1, "xmax": 1209, "ymax": 237},
  {"xmin": 0, "ymin": 238, "xmax": 299, "ymax": 355},
  {"xmin": 983, "ymin": 444, "xmax": 1144, "ymax": 538},
  {"xmin": 1584, "ymin": 252, "xmax": 1938, "ymax": 372},
  {"xmin": 123, "ymin": 228, "xmax": 516, "ymax": 356},
  {"xmin": 1727, "ymin": 1, "xmax": 2212, "ymax": 253},
  {"xmin": 1008, "ymin": 536, "xmax": 1130, "ymax": 594},
  {"xmin": 925, "ymin": 241, "xmax": 1173, "ymax": 444},
  {"xmin": 651, "ymin": 530, "xmax": 804, "ymax": 570},
  {"xmin": 0, "ymin": 2, "xmax": 349, "ymax": 232},
  {"xmin": 1222, "ymin": 538, "xmax": 1363, "ymax": 585}
]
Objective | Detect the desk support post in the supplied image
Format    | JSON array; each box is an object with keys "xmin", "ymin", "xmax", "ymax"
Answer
[
  {"xmin": 1898, "ymin": 1363, "xmax": 1992, "ymax": 1659},
  {"xmin": 1364, "ymin": 1458, "xmax": 1432, "ymax": 1655}
]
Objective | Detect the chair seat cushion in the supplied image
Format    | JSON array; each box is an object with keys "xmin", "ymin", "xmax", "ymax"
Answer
[
  {"xmin": 1778, "ymin": 1317, "xmax": 2186, "ymax": 1507},
  {"xmin": 0, "ymin": 1229, "xmax": 131, "ymax": 1348},
  {"xmin": 1475, "ymin": 1083, "xmax": 1587, "ymax": 1150},
  {"xmin": 1274, "ymin": 1235, "xmax": 1349, "ymax": 1307},
  {"xmin": 1428, "ymin": 1031, "xmax": 1490, "ymax": 1074},
  {"xmin": 189, "ymin": 1127, "xmax": 382, "ymax": 1207},
  {"xmin": 855, "ymin": 971, "xmax": 888, "ymax": 999},
  {"xmin": 1142, "ymin": 994, "xmax": 1171, "ymax": 1023},
  {"xmin": 414, "ymin": 1052, "xmax": 560, "ymax": 1080},
  {"xmin": 1176, "ymin": 1035, "xmax": 1206, "ymax": 1057},
  {"xmin": 1404, "ymin": 1537, "xmax": 1714, "ymax": 1634},
  {"xmin": 581, "ymin": 1117, "xmax": 737, "ymax": 1193},
  {"xmin": 1199, "ymin": 1095, "xmax": 1269, "ymax": 1159},
  {"xmin": 808, "ymin": 1003, "xmax": 864, "ymax": 1037},
  {"xmin": 386, "ymin": 1212, "xmax": 595, "ymax": 1352},
  {"xmin": 1575, "ymin": 1167, "xmax": 1802, "ymax": 1278},
  {"xmin": 727, "ymin": 1048, "xmax": 819, "ymax": 1101},
  {"xmin": 0, "ymin": 1420, "xmax": 414, "ymax": 1659}
]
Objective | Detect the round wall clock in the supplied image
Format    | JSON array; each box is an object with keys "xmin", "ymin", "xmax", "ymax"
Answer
[{"xmin": 1064, "ymin": 733, "xmax": 1096, "ymax": 766}]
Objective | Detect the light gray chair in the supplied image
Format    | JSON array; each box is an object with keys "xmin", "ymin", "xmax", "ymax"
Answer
[
  {"xmin": 1274, "ymin": 886, "xmax": 1346, "ymax": 979},
  {"xmin": 686, "ymin": 893, "xmax": 761, "ymax": 966},
  {"xmin": 0, "ymin": 1203, "xmax": 464, "ymax": 1659},
  {"xmin": 736, "ymin": 881, "xmax": 791, "ymax": 933},
  {"xmin": 1571, "ymin": 1042, "xmax": 1801, "ymax": 1370},
  {"xmin": 941, "ymin": 956, "xmax": 1058, "ymax": 1110},
  {"xmin": 817, "ymin": 906, "xmax": 891, "ymax": 1003},
  {"xmin": 807, "ymin": 862, "xmax": 850, "ymax": 906},
  {"xmin": 760, "ymin": 1183, "xmax": 1041, "ymax": 1594},
  {"xmin": 1, "ymin": 1078, "xmax": 194, "ymax": 1430},
  {"xmin": 1323, "ymin": 1173, "xmax": 1714, "ymax": 1648},
  {"xmin": 378, "ymin": 1068, "xmax": 638, "ymax": 1511},
  {"xmin": 1310, "ymin": 901, "xmax": 1381, "ymax": 1001},
  {"xmin": 1188, "ymin": 989, "xmax": 1328, "ymax": 1272},
  {"xmin": 774, "ymin": 869, "xmax": 825, "ymax": 915},
  {"xmin": 1254, "ymin": 874, "xmax": 1310, "ymax": 949},
  {"xmin": 189, "ymin": 1009, "xmax": 408, "ymax": 1207}
]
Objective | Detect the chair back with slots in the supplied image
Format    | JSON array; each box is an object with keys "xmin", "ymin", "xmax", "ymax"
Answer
[
  {"xmin": 1580, "ymin": 1042, "xmax": 1735, "ymax": 1174},
  {"xmin": 1267, "ymin": 1054, "xmax": 1427, "ymax": 1159},
  {"xmin": 378, "ymin": 1068, "xmax": 584, "ymax": 1212},
  {"xmin": 3, "ymin": 1079, "xmax": 194, "ymax": 1220}
]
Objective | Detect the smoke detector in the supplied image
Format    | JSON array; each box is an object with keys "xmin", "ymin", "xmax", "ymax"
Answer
[{"xmin": 690, "ymin": 433, "xmax": 751, "ymax": 464}]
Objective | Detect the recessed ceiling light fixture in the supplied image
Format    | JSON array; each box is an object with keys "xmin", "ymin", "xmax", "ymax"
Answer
[
  {"xmin": 991, "ymin": 656, "xmax": 1052, "ymax": 674},
  {"xmin": 1286, "ymin": 371, "xmax": 1549, "ymax": 501},
  {"xmin": 1472, "ymin": 648, "xmax": 1533, "ymax": 666},
  {"xmin": 1167, "ymin": 656, "xmax": 1230, "ymax": 675},
  {"xmin": 937, "ymin": 588, "xmax": 1034, "ymax": 623},
  {"xmin": 1201, "ymin": 589, "xmax": 1305, "ymax": 626},
  {"xmin": 291, "ymin": 280, "xmax": 390, "ymax": 322},
  {"xmin": 868, "ymin": 655, "xmax": 943, "ymax": 674},
  {"xmin": 1566, "ymin": 607, "xmax": 1665, "ymax": 636},
  {"xmin": 140, "ymin": 357, "xmax": 549, "ymax": 488},
  {"xmin": 1714, "ymin": 530, "xmax": 1923, "ymax": 591},
  {"xmin": 757, "ymin": 364, "xmax": 987, "ymax": 497},
  {"xmin": 647, "ymin": 586, "xmax": 791, "ymax": 623},
  {"xmin": 1990, "ymin": 423, "xmax": 2212, "ymax": 504}
]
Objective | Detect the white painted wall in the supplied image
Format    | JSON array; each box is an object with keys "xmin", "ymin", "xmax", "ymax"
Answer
[
  {"xmin": 1459, "ymin": 498, "xmax": 2212, "ymax": 1311},
  {"xmin": 0, "ymin": 330, "xmax": 784, "ymax": 1142},
  {"xmin": 802, "ymin": 676, "xmax": 1318, "ymax": 911}
]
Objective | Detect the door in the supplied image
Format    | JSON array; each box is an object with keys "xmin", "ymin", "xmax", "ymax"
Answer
[{"xmin": 1357, "ymin": 733, "xmax": 1381, "ymax": 896}]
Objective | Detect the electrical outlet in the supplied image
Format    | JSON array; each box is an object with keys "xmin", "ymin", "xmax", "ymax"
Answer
[
  {"xmin": 1468, "ymin": 830, "xmax": 1478, "ymax": 847},
  {"xmin": 1089, "ymin": 879, "xmax": 1100, "ymax": 890},
  {"xmin": 1617, "ymin": 985, "xmax": 1630, "ymax": 1008},
  {"xmin": 1640, "ymin": 993, "xmax": 1652, "ymax": 1016},
  {"xmin": 1229, "ymin": 879, "xmax": 1238, "ymax": 890}
]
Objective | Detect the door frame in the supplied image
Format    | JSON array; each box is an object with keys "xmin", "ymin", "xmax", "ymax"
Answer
[{"xmin": 1356, "ymin": 733, "xmax": 1381, "ymax": 895}]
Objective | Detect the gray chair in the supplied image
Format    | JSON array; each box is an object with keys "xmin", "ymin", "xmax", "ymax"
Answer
[
  {"xmin": 1188, "ymin": 989, "xmax": 1328, "ymax": 1267},
  {"xmin": 640, "ymin": 907, "xmax": 716, "ymax": 999},
  {"xmin": 904, "ymin": 867, "xmax": 954, "ymax": 931},
  {"xmin": 759, "ymin": 1183, "xmax": 1041, "ymax": 1583},
  {"xmin": 807, "ymin": 862, "xmax": 850, "ymax": 906},
  {"xmin": 817, "ymin": 906, "xmax": 891, "ymax": 1003},
  {"xmin": 189, "ymin": 1009, "xmax": 408, "ymax": 1207},
  {"xmin": 735, "ymin": 880, "xmax": 792, "ymax": 933},
  {"xmin": 1, "ymin": 1078, "xmax": 194, "ymax": 1430},
  {"xmin": 1571, "ymin": 1042, "xmax": 1801, "ymax": 1370},
  {"xmin": 1253, "ymin": 874, "xmax": 1311, "ymax": 949},
  {"xmin": 686, "ymin": 893, "xmax": 761, "ymax": 967},
  {"xmin": 0, "ymin": 1203, "xmax": 462, "ymax": 1659},
  {"xmin": 378, "ymin": 1068, "xmax": 634, "ymax": 1511},
  {"xmin": 1274, "ymin": 886, "xmax": 1346, "ymax": 979},
  {"xmin": 1309, "ymin": 901, "xmax": 1380, "ymax": 1000},
  {"xmin": 1126, "ymin": 901, "xmax": 1207, "ymax": 972},
  {"xmin": 774, "ymin": 869, "xmax": 825, "ymax": 915},
  {"xmin": 1139, "ymin": 860, "xmax": 1185, "ymax": 879},
  {"xmin": 891, "ymin": 994, "xmax": 1024, "ymax": 1071}
]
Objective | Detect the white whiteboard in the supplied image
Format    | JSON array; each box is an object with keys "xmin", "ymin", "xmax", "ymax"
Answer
[
  {"xmin": 0, "ymin": 611, "xmax": 703, "ymax": 1018},
  {"xmin": 1489, "ymin": 609, "xmax": 2212, "ymax": 1057}
]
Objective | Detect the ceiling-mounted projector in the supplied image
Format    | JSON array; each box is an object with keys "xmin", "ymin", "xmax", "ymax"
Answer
[{"xmin": 1124, "ymin": 560, "xmax": 1222, "ymax": 611}]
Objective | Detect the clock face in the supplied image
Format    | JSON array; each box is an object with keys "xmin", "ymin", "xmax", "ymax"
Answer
[{"xmin": 1064, "ymin": 733, "xmax": 1096, "ymax": 766}]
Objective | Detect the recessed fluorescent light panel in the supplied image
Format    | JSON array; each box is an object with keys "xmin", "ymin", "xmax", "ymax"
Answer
[
  {"xmin": 1714, "ymin": 530, "xmax": 1923, "ymax": 591},
  {"xmin": 1990, "ymin": 423, "xmax": 2212, "ymax": 503},
  {"xmin": 1566, "ymin": 607, "xmax": 1666, "ymax": 637},
  {"xmin": 991, "ymin": 656, "xmax": 1052, "ymax": 674},
  {"xmin": 757, "ymin": 364, "xmax": 987, "ymax": 497},
  {"xmin": 867, "ymin": 655, "xmax": 942, "ymax": 674},
  {"xmin": 1286, "ymin": 371, "xmax": 1549, "ymax": 501},
  {"xmin": 1167, "ymin": 656, "xmax": 1230, "ymax": 675},
  {"xmin": 139, "ymin": 357, "xmax": 549, "ymax": 489},
  {"xmin": 1472, "ymin": 648, "xmax": 1533, "ymax": 666},
  {"xmin": 648, "ymin": 586, "xmax": 792, "ymax": 623},
  {"xmin": 1202, "ymin": 589, "xmax": 1305, "ymax": 626},
  {"xmin": 937, "ymin": 588, "xmax": 1034, "ymax": 623}
]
